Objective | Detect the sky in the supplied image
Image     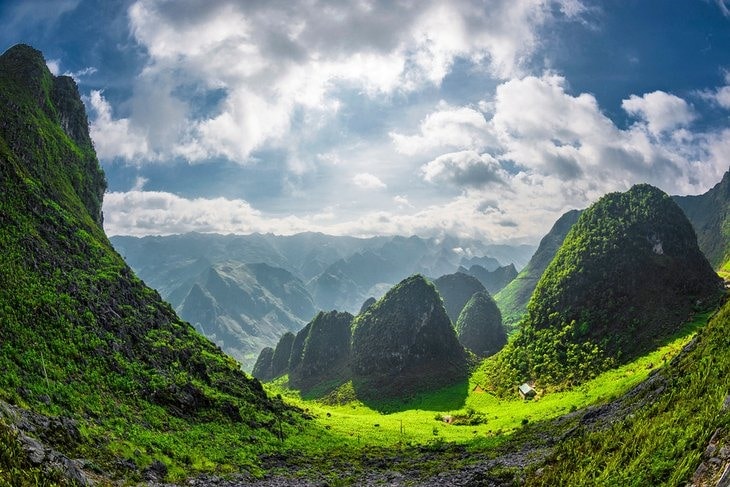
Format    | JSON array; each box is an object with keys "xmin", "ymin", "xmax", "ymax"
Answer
[{"xmin": 2, "ymin": 0, "xmax": 730, "ymax": 244}]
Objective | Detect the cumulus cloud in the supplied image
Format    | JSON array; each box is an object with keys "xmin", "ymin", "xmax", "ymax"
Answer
[
  {"xmin": 88, "ymin": 90, "xmax": 150, "ymax": 162},
  {"xmin": 103, "ymin": 186, "xmax": 563, "ymax": 242},
  {"xmin": 46, "ymin": 59, "xmax": 60, "ymax": 76},
  {"xmin": 89, "ymin": 0, "xmax": 585, "ymax": 163},
  {"xmin": 622, "ymin": 91, "xmax": 696, "ymax": 136},
  {"xmin": 421, "ymin": 150, "xmax": 505, "ymax": 188},
  {"xmin": 353, "ymin": 172, "xmax": 387, "ymax": 190},
  {"xmin": 701, "ymin": 72, "xmax": 730, "ymax": 109},
  {"xmin": 103, "ymin": 190, "xmax": 310, "ymax": 236},
  {"xmin": 390, "ymin": 104, "xmax": 493, "ymax": 155},
  {"xmin": 383, "ymin": 73, "xmax": 729, "ymax": 241}
]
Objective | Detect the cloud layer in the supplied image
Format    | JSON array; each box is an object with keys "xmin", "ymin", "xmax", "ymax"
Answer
[{"xmin": 88, "ymin": 0, "xmax": 730, "ymax": 243}]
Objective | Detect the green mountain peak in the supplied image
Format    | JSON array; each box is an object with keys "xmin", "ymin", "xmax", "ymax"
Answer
[{"xmin": 495, "ymin": 184, "xmax": 722, "ymax": 389}]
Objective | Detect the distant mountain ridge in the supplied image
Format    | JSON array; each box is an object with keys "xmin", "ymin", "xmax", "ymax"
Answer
[
  {"xmin": 112, "ymin": 233, "xmax": 534, "ymax": 369},
  {"xmin": 674, "ymin": 169, "xmax": 730, "ymax": 269}
]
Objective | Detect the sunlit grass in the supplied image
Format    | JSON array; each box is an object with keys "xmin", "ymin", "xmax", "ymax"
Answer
[{"xmin": 269, "ymin": 311, "xmax": 710, "ymax": 450}]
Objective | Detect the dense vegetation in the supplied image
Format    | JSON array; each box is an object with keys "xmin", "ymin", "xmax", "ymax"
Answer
[
  {"xmin": 495, "ymin": 209, "xmax": 582, "ymax": 328},
  {"xmin": 289, "ymin": 311, "xmax": 353, "ymax": 391},
  {"xmin": 527, "ymin": 298, "xmax": 730, "ymax": 486},
  {"xmin": 351, "ymin": 275, "xmax": 468, "ymax": 398},
  {"xmin": 0, "ymin": 44, "xmax": 303, "ymax": 482},
  {"xmin": 489, "ymin": 185, "xmax": 721, "ymax": 392},
  {"xmin": 454, "ymin": 291, "xmax": 507, "ymax": 357},
  {"xmin": 3, "ymin": 42, "xmax": 729, "ymax": 485}
]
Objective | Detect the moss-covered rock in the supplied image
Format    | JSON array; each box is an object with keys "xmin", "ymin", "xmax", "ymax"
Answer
[
  {"xmin": 351, "ymin": 275, "xmax": 467, "ymax": 397},
  {"xmin": 498, "ymin": 185, "xmax": 723, "ymax": 388},
  {"xmin": 271, "ymin": 332, "xmax": 295, "ymax": 378},
  {"xmin": 0, "ymin": 44, "xmax": 300, "ymax": 481},
  {"xmin": 290, "ymin": 311, "xmax": 353, "ymax": 389},
  {"xmin": 455, "ymin": 291, "xmax": 506, "ymax": 357},
  {"xmin": 252, "ymin": 347, "xmax": 275, "ymax": 381},
  {"xmin": 495, "ymin": 209, "xmax": 582, "ymax": 327}
]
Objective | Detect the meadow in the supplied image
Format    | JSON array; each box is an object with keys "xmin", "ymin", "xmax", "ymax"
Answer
[{"xmin": 268, "ymin": 311, "xmax": 711, "ymax": 450}]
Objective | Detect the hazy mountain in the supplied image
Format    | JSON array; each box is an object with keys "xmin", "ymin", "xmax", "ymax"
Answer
[
  {"xmin": 289, "ymin": 311, "xmax": 354, "ymax": 391},
  {"xmin": 674, "ymin": 169, "xmax": 730, "ymax": 269},
  {"xmin": 112, "ymin": 233, "xmax": 532, "ymax": 362},
  {"xmin": 495, "ymin": 209, "xmax": 583, "ymax": 327},
  {"xmin": 461, "ymin": 263, "xmax": 518, "ymax": 295},
  {"xmin": 432, "ymin": 272, "xmax": 487, "ymax": 323},
  {"xmin": 175, "ymin": 262, "xmax": 315, "ymax": 370}
]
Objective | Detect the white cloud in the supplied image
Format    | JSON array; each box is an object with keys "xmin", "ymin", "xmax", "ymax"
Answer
[
  {"xmin": 353, "ymin": 172, "xmax": 387, "ymax": 190},
  {"xmin": 103, "ymin": 190, "xmax": 310, "ymax": 237},
  {"xmin": 87, "ymin": 90, "xmax": 150, "ymax": 162},
  {"xmin": 380, "ymin": 73, "xmax": 729, "ymax": 241},
  {"xmin": 621, "ymin": 91, "xmax": 696, "ymax": 136},
  {"xmin": 46, "ymin": 59, "xmax": 60, "ymax": 76},
  {"xmin": 131, "ymin": 176, "xmax": 148, "ymax": 191},
  {"xmin": 393, "ymin": 195, "xmax": 414, "ymax": 208},
  {"xmin": 421, "ymin": 150, "xmax": 505, "ymax": 188},
  {"xmin": 390, "ymin": 103, "xmax": 493, "ymax": 155},
  {"xmin": 715, "ymin": 86, "xmax": 730, "ymax": 109},
  {"xmin": 89, "ymin": 0, "xmax": 585, "ymax": 164}
]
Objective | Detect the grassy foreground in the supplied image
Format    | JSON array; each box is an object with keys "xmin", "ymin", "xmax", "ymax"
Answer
[{"xmin": 268, "ymin": 311, "xmax": 711, "ymax": 450}]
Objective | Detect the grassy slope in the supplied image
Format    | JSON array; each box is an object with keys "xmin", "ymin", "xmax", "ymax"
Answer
[
  {"xmin": 527, "ymin": 299, "xmax": 730, "ymax": 486},
  {"xmin": 266, "ymin": 311, "xmax": 709, "ymax": 449},
  {"xmin": 0, "ymin": 45, "xmax": 306, "ymax": 482}
]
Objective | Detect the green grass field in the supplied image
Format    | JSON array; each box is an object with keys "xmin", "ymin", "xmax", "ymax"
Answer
[{"xmin": 269, "ymin": 311, "xmax": 711, "ymax": 451}]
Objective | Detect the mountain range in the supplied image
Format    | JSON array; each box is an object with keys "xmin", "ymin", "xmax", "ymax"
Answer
[{"xmin": 112, "ymin": 233, "xmax": 533, "ymax": 370}]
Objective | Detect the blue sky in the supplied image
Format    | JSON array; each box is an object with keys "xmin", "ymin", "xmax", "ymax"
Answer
[{"xmin": 2, "ymin": 0, "xmax": 730, "ymax": 243}]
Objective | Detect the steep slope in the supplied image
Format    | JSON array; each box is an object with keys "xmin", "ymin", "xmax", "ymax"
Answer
[
  {"xmin": 495, "ymin": 209, "xmax": 582, "ymax": 327},
  {"xmin": 271, "ymin": 331, "xmax": 295, "ymax": 378},
  {"xmin": 289, "ymin": 311, "xmax": 354, "ymax": 390},
  {"xmin": 454, "ymin": 291, "xmax": 507, "ymax": 357},
  {"xmin": 0, "ymin": 44, "xmax": 298, "ymax": 482},
  {"xmin": 674, "ymin": 169, "xmax": 730, "ymax": 269},
  {"xmin": 432, "ymin": 272, "xmax": 487, "ymax": 323},
  {"xmin": 174, "ymin": 262, "xmax": 314, "ymax": 370},
  {"xmin": 462, "ymin": 263, "xmax": 518, "ymax": 295},
  {"xmin": 528, "ymin": 297, "xmax": 730, "ymax": 486},
  {"xmin": 494, "ymin": 185, "xmax": 722, "ymax": 389},
  {"xmin": 251, "ymin": 347, "xmax": 275, "ymax": 382},
  {"xmin": 351, "ymin": 275, "xmax": 468, "ymax": 397}
]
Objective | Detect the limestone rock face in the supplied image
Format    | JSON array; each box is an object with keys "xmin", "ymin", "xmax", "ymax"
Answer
[
  {"xmin": 351, "ymin": 275, "xmax": 467, "ymax": 396},
  {"xmin": 251, "ymin": 347, "xmax": 274, "ymax": 382},
  {"xmin": 289, "ymin": 311, "xmax": 353, "ymax": 389},
  {"xmin": 455, "ymin": 291, "xmax": 506, "ymax": 357}
]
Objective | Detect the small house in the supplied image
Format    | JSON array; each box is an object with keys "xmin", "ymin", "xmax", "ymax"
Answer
[{"xmin": 518, "ymin": 383, "xmax": 536, "ymax": 400}]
